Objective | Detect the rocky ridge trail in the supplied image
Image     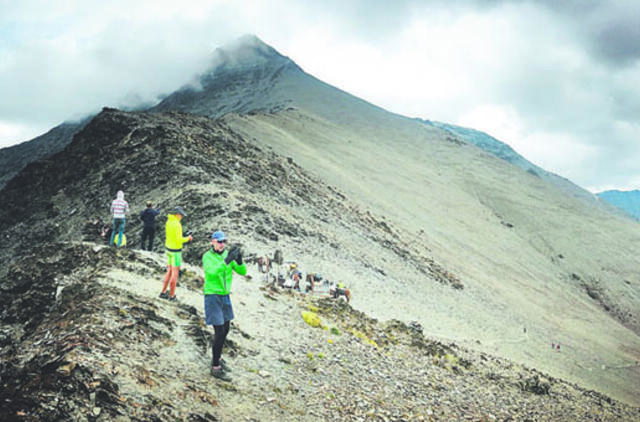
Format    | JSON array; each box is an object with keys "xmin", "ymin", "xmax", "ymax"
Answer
[
  {"xmin": 1, "ymin": 243, "xmax": 638, "ymax": 421},
  {"xmin": 0, "ymin": 108, "xmax": 460, "ymax": 292}
]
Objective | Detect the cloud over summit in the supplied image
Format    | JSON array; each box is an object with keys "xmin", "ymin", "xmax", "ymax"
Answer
[{"xmin": 1, "ymin": 0, "xmax": 639, "ymax": 192}]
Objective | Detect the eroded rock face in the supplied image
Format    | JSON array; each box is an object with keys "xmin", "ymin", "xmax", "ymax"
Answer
[{"xmin": 0, "ymin": 245, "xmax": 215, "ymax": 421}]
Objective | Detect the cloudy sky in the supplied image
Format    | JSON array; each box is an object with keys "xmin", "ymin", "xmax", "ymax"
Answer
[{"xmin": 1, "ymin": 0, "xmax": 639, "ymax": 192}]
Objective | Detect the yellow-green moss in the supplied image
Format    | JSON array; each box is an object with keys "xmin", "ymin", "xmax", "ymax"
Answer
[
  {"xmin": 301, "ymin": 311, "xmax": 323, "ymax": 328},
  {"xmin": 349, "ymin": 328, "xmax": 378, "ymax": 348},
  {"xmin": 444, "ymin": 353, "xmax": 458, "ymax": 364},
  {"xmin": 433, "ymin": 353, "xmax": 459, "ymax": 371}
]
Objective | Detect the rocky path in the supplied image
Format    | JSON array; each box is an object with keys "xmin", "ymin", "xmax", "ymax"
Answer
[{"xmin": 1, "ymin": 243, "xmax": 639, "ymax": 421}]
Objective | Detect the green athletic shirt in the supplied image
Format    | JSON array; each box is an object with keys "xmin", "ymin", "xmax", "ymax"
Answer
[{"xmin": 203, "ymin": 249, "xmax": 247, "ymax": 295}]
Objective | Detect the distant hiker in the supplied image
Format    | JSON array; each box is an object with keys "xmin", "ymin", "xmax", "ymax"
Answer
[
  {"xmin": 203, "ymin": 230, "xmax": 247, "ymax": 381},
  {"xmin": 289, "ymin": 265, "xmax": 302, "ymax": 291},
  {"xmin": 283, "ymin": 263, "xmax": 300, "ymax": 289},
  {"xmin": 305, "ymin": 273, "xmax": 323, "ymax": 293},
  {"xmin": 283, "ymin": 277, "xmax": 294, "ymax": 289},
  {"xmin": 286, "ymin": 262, "xmax": 297, "ymax": 276},
  {"xmin": 305, "ymin": 273, "xmax": 315, "ymax": 293},
  {"xmin": 109, "ymin": 190, "xmax": 130, "ymax": 247},
  {"xmin": 159, "ymin": 207, "xmax": 192, "ymax": 301},
  {"xmin": 293, "ymin": 272, "xmax": 301, "ymax": 291},
  {"xmin": 94, "ymin": 217, "xmax": 111, "ymax": 243},
  {"xmin": 257, "ymin": 256, "xmax": 271, "ymax": 274},
  {"xmin": 139, "ymin": 201, "xmax": 161, "ymax": 251},
  {"xmin": 274, "ymin": 249, "xmax": 283, "ymax": 266},
  {"xmin": 331, "ymin": 281, "xmax": 351, "ymax": 303}
]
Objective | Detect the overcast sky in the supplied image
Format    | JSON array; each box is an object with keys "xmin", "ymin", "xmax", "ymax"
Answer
[{"xmin": 1, "ymin": 0, "xmax": 639, "ymax": 192}]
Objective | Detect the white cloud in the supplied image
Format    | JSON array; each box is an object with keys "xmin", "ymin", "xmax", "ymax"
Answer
[
  {"xmin": 1, "ymin": 0, "xmax": 639, "ymax": 192},
  {"xmin": 0, "ymin": 120, "xmax": 49, "ymax": 148},
  {"xmin": 458, "ymin": 104, "xmax": 524, "ymax": 147}
]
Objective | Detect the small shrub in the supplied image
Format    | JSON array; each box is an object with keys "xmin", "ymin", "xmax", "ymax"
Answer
[
  {"xmin": 350, "ymin": 328, "xmax": 378, "ymax": 347},
  {"xmin": 302, "ymin": 311, "xmax": 323, "ymax": 328}
]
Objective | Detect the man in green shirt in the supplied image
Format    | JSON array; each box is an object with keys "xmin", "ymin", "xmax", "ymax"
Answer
[{"xmin": 203, "ymin": 230, "xmax": 246, "ymax": 381}]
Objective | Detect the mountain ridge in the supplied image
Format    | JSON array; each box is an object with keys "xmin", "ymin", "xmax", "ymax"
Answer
[
  {"xmin": 1, "ymin": 108, "xmax": 638, "ymax": 420},
  {"xmin": 1, "ymin": 35, "xmax": 640, "ymax": 416}
]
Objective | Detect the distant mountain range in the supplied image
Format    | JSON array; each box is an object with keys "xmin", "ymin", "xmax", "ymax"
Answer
[{"xmin": 596, "ymin": 189, "xmax": 640, "ymax": 220}]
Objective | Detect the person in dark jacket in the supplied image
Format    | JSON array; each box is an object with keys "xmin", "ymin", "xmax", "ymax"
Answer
[{"xmin": 139, "ymin": 201, "xmax": 161, "ymax": 251}]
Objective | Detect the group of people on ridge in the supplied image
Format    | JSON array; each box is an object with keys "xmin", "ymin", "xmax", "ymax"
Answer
[
  {"xmin": 108, "ymin": 190, "xmax": 161, "ymax": 250},
  {"xmin": 109, "ymin": 191, "xmax": 245, "ymax": 382}
]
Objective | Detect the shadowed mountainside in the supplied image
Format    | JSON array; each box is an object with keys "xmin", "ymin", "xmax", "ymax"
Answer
[{"xmin": 0, "ymin": 119, "xmax": 88, "ymax": 190}]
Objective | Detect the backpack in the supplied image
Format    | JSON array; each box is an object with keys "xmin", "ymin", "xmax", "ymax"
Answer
[{"xmin": 113, "ymin": 232, "xmax": 127, "ymax": 247}]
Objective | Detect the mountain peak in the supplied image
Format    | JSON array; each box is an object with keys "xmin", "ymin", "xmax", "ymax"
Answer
[
  {"xmin": 225, "ymin": 34, "xmax": 274, "ymax": 53},
  {"xmin": 208, "ymin": 34, "xmax": 291, "ymax": 72},
  {"xmin": 151, "ymin": 34, "xmax": 301, "ymax": 117}
]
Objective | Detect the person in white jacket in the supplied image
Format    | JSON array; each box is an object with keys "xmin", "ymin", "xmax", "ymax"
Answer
[{"xmin": 109, "ymin": 190, "xmax": 130, "ymax": 246}]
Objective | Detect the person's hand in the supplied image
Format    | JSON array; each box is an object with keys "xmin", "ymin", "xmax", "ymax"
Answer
[
  {"xmin": 235, "ymin": 249, "xmax": 243, "ymax": 265},
  {"xmin": 224, "ymin": 246, "xmax": 243, "ymax": 265},
  {"xmin": 188, "ymin": 235, "xmax": 193, "ymax": 242},
  {"xmin": 224, "ymin": 246, "xmax": 236, "ymax": 264}
]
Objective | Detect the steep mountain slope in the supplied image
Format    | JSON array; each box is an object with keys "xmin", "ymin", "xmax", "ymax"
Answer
[
  {"xmin": 150, "ymin": 36, "xmax": 640, "ymax": 404},
  {"xmin": 2, "ymin": 35, "xmax": 640, "ymax": 412},
  {"xmin": 597, "ymin": 189, "xmax": 640, "ymax": 221},
  {"xmin": 224, "ymin": 108, "xmax": 640, "ymax": 404},
  {"xmin": 1, "ymin": 109, "xmax": 638, "ymax": 421},
  {"xmin": 420, "ymin": 120, "xmax": 614, "ymax": 206}
]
